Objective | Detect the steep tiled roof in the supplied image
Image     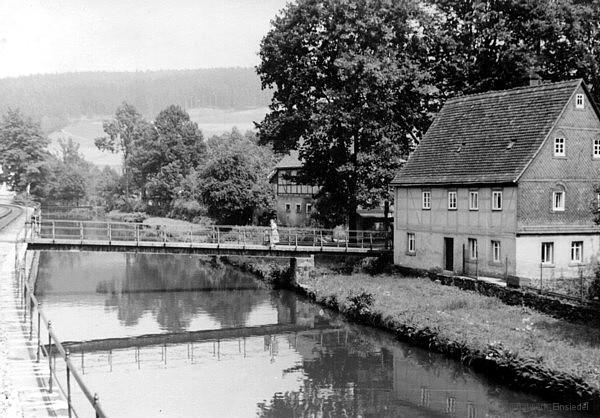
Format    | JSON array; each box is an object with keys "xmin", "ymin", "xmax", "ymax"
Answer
[
  {"xmin": 275, "ymin": 150, "xmax": 303, "ymax": 169},
  {"xmin": 392, "ymin": 79, "xmax": 582, "ymax": 185}
]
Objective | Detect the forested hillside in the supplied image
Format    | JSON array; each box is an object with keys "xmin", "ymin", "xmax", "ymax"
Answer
[{"xmin": 0, "ymin": 68, "xmax": 271, "ymax": 132}]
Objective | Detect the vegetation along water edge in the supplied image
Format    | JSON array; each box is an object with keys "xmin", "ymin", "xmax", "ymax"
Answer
[{"xmin": 222, "ymin": 256, "xmax": 600, "ymax": 413}]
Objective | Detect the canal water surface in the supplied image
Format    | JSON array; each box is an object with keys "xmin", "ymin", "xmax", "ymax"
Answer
[{"xmin": 35, "ymin": 252, "xmax": 584, "ymax": 417}]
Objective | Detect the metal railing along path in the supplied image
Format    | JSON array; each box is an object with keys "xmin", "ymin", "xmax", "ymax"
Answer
[
  {"xmin": 15, "ymin": 228, "xmax": 108, "ymax": 418},
  {"xmin": 28, "ymin": 220, "xmax": 391, "ymax": 253}
]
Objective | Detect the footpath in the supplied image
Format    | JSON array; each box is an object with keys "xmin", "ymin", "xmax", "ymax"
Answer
[{"xmin": 0, "ymin": 209, "xmax": 67, "ymax": 417}]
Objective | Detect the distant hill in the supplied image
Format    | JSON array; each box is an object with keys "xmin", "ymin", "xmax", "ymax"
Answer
[{"xmin": 0, "ymin": 68, "xmax": 272, "ymax": 132}]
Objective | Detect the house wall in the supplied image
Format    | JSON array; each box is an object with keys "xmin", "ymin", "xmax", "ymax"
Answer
[
  {"xmin": 519, "ymin": 85, "xmax": 600, "ymax": 227},
  {"xmin": 394, "ymin": 186, "xmax": 517, "ymax": 277},
  {"xmin": 275, "ymin": 196, "xmax": 314, "ymax": 227},
  {"xmin": 517, "ymin": 85, "xmax": 600, "ymax": 276},
  {"xmin": 515, "ymin": 234, "xmax": 598, "ymax": 279}
]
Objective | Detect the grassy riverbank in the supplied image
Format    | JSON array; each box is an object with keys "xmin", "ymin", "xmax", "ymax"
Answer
[{"xmin": 227, "ymin": 257, "xmax": 600, "ymax": 408}]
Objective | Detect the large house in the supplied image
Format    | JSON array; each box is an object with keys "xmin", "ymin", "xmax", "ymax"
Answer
[{"xmin": 391, "ymin": 79, "xmax": 600, "ymax": 281}]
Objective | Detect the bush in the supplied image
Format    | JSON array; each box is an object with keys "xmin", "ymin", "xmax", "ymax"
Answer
[
  {"xmin": 345, "ymin": 290, "xmax": 374, "ymax": 315},
  {"xmin": 107, "ymin": 210, "xmax": 147, "ymax": 223},
  {"xmin": 170, "ymin": 198, "xmax": 207, "ymax": 221}
]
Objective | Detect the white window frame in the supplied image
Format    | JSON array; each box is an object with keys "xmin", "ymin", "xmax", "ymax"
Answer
[
  {"xmin": 491, "ymin": 240, "xmax": 501, "ymax": 263},
  {"xmin": 594, "ymin": 139, "xmax": 600, "ymax": 158},
  {"xmin": 541, "ymin": 242, "xmax": 554, "ymax": 264},
  {"xmin": 469, "ymin": 191, "xmax": 479, "ymax": 210},
  {"xmin": 407, "ymin": 232, "xmax": 415, "ymax": 253},
  {"xmin": 422, "ymin": 190, "xmax": 431, "ymax": 210},
  {"xmin": 576, "ymin": 93, "xmax": 585, "ymax": 109},
  {"xmin": 571, "ymin": 241, "xmax": 583, "ymax": 263},
  {"xmin": 468, "ymin": 238, "xmax": 478, "ymax": 260},
  {"xmin": 552, "ymin": 190, "xmax": 565, "ymax": 211},
  {"xmin": 554, "ymin": 137, "xmax": 565, "ymax": 157},
  {"xmin": 492, "ymin": 191, "xmax": 503, "ymax": 210},
  {"xmin": 306, "ymin": 203, "xmax": 312, "ymax": 213},
  {"xmin": 448, "ymin": 191, "xmax": 457, "ymax": 210}
]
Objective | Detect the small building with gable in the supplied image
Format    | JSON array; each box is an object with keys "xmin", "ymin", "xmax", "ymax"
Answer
[{"xmin": 391, "ymin": 79, "xmax": 600, "ymax": 281}]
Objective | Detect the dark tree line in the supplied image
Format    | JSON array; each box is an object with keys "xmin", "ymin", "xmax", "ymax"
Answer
[
  {"xmin": 257, "ymin": 0, "xmax": 600, "ymax": 227},
  {"xmin": 0, "ymin": 68, "xmax": 272, "ymax": 132}
]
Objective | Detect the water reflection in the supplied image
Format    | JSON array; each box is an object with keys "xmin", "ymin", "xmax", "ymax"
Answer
[{"xmin": 37, "ymin": 252, "xmax": 583, "ymax": 417}]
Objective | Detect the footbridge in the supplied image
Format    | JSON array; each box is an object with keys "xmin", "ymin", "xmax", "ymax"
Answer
[{"xmin": 26, "ymin": 220, "xmax": 391, "ymax": 257}]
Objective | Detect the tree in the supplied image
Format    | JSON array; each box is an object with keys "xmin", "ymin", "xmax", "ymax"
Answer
[
  {"xmin": 200, "ymin": 130, "xmax": 275, "ymax": 224},
  {"xmin": 421, "ymin": 0, "xmax": 600, "ymax": 100},
  {"xmin": 257, "ymin": 0, "xmax": 433, "ymax": 228},
  {"xmin": 0, "ymin": 109, "xmax": 50, "ymax": 195},
  {"xmin": 95, "ymin": 102, "xmax": 147, "ymax": 196}
]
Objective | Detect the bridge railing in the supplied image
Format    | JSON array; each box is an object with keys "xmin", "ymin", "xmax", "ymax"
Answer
[
  {"xmin": 32, "ymin": 220, "xmax": 391, "ymax": 250},
  {"xmin": 15, "ymin": 229, "xmax": 108, "ymax": 417}
]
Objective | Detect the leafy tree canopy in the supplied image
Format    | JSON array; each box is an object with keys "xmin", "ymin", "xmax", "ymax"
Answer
[
  {"xmin": 0, "ymin": 109, "xmax": 50, "ymax": 195},
  {"xmin": 257, "ymin": 0, "xmax": 434, "ymax": 227},
  {"xmin": 200, "ymin": 130, "xmax": 276, "ymax": 224}
]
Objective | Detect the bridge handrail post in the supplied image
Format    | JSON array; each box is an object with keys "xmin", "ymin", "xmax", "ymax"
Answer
[
  {"xmin": 345, "ymin": 231, "xmax": 349, "ymax": 252},
  {"xmin": 66, "ymin": 349, "xmax": 72, "ymax": 418},
  {"xmin": 80, "ymin": 221, "xmax": 84, "ymax": 241},
  {"xmin": 36, "ymin": 304, "xmax": 41, "ymax": 362},
  {"xmin": 189, "ymin": 225, "xmax": 193, "ymax": 246},
  {"xmin": 295, "ymin": 232, "xmax": 298, "ymax": 249},
  {"xmin": 369, "ymin": 232, "xmax": 373, "ymax": 250},
  {"xmin": 320, "ymin": 230, "xmax": 323, "ymax": 251},
  {"xmin": 107, "ymin": 223, "xmax": 111, "ymax": 242},
  {"xmin": 243, "ymin": 228, "xmax": 246, "ymax": 248},
  {"xmin": 136, "ymin": 224, "xmax": 140, "ymax": 244},
  {"xmin": 52, "ymin": 221, "xmax": 55, "ymax": 241},
  {"xmin": 48, "ymin": 320, "xmax": 53, "ymax": 393},
  {"xmin": 217, "ymin": 228, "xmax": 220, "ymax": 246}
]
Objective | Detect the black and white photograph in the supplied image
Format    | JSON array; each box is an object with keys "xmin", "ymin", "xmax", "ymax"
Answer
[{"xmin": 1, "ymin": 0, "xmax": 599, "ymax": 417}]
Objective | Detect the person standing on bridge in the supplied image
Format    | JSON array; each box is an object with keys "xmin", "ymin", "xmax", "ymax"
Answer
[{"xmin": 270, "ymin": 218, "xmax": 279, "ymax": 248}]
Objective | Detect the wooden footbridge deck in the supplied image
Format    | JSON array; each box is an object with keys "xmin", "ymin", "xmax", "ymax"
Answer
[{"xmin": 26, "ymin": 220, "xmax": 392, "ymax": 256}]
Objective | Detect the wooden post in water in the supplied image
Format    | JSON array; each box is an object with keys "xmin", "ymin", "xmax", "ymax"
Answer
[{"xmin": 93, "ymin": 393, "xmax": 100, "ymax": 418}]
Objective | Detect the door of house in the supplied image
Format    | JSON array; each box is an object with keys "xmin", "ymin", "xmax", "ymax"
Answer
[{"xmin": 444, "ymin": 237, "xmax": 454, "ymax": 271}]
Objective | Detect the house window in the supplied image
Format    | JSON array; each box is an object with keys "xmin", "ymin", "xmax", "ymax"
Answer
[
  {"xmin": 448, "ymin": 191, "xmax": 457, "ymax": 210},
  {"xmin": 554, "ymin": 137, "xmax": 565, "ymax": 156},
  {"xmin": 594, "ymin": 139, "xmax": 600, "ymax": 158},
  {"xmin": 552, "ymin": 190, "xmax": 565, "ymax": 211},
  {"xmin": 285, "ymin": 203, "xmax": 291, "ymax": 213},
  {"xmin": 295, "ymin": 204, "xmax": 301, "ymax": 213},
  {"xmin": 491, "ymin": 240, "xmax": 501, "ymax": 262},
  {"xmin": 407, "ymin": 233, "xmax": 415, "ymax": 253},
  {"xmin": 422, "ymin": 190, "xmax": 431, "ymax": 209},
  {"xmin": 468, "ymin": 238, "xmax": 478, "ymax": 260},
  {"xmin": 469, "ymin": 191, "xmax": 479, "ymax": 210},
  {"xmin": 492, "ymin": 191, "xmax": 503, "ymax": 210},
  {"xmin": 571, "ymin": 241, "xmax": 583, "ymax": 263},
  {"xmin": 306, "ymin": 203, "xmax": 312, "ymax": 213},
  {"xmin": 576, "ymin": 94, "xmax": 585, "ymax": 109},
  {"xmin": 541, "ymin": 242, "xmax": 554, "ymax": 264}
]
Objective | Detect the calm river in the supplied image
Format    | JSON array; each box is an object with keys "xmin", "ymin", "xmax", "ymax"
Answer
[{"xmin": 34, "ymin": 252, "xmax": 584, "ymax": 417}]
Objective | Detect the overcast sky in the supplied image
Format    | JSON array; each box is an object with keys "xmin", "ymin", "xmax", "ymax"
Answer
[{"xmin": 0, "ymin": 0, "xmax": 288, "ymax": 78}]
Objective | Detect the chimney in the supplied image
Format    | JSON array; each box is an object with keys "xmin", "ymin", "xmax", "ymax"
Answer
[{"xmin": 529, "ymin": 72, "xmax": 542, "ymax": 87}]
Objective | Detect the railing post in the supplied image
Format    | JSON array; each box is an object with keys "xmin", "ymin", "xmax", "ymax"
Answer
[
  {"xmin": 36, "ymin": 305, "xmax": 41, "ymax": 362},
  {"xmin": 163, "ymin": 226, "xmax": 166, "ymax": 243},
  {"xmin": 66, "ymin": 350, "xmax": 72, "ymax": 418},
  {"xmin": 190, "ymin": 225, "xmax": 193, "ymax": 246},
  {"xmin": 369, "ymin": 233, "xmax": 373, "ymax": 250},
  {"xmin": 136, "ymin": 223, "xmax": 140, "ymax": 244},
  {"xmin": 320, "ymin": 231, "xmax": 323, "ymax": 250},
  {"xmin": 345, "ymin": 231, "xmax": 349, "ymax": 251},
  {"xmin": 48, "ymin": 320, "xmax": 53, "ymax": 393},
  {"xmin": 295, "ymin": 232, "xmax": 298, "ymax": 249},
  {"xmin": 52, "ymin": 221, "xmax": 55, "ymax": 241},
  {"xmin": 80, "ymin": 221, "xmax": 84, "ymax": 240},
  {"xmin": 108, "ymin": 222, "xmax": 111, "ymax": 242},
  {"xmin": 93, "ymin": 393, "xmax": 100, "ymax": 418},
  {"xmin": 217, "ymin": 228, "xmax": 220, "ymax": 246}
]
